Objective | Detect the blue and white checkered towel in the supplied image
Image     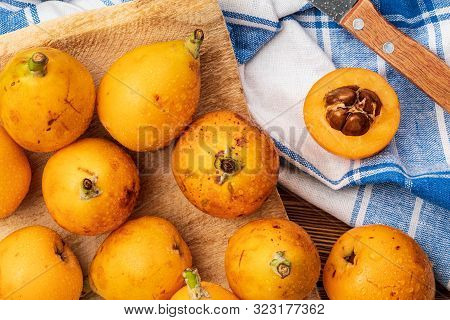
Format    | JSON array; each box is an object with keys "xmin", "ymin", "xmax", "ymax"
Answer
[{"xmin": 1, "ymin": 0, "xmax": 449, "ymax": 290}]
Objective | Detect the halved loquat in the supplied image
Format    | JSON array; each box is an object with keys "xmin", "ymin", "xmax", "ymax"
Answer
[{"xmin": 303, "ymin": 68, "xmax": 400, "ymax": 159}]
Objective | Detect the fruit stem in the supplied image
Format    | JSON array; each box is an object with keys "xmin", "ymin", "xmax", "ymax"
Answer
[
  {"xmin": 270, "ymin": 251, "xmax": 291, "ymax": 279},
  {"xmin": 182, "ymin": 268, "xmax": 210, "ymax": 300},
  {"xmin": 185, "ymin": 29, "xmax": 204, "ymax": 59},
  {"xmin": 28, "ymin": 52, "xmax": 49, "ymax": 77}
]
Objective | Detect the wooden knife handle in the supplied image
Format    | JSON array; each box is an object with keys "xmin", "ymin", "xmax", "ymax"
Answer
[{"xmin": 341, "ymin": 0, "xmax": 450, "ymax": 112}]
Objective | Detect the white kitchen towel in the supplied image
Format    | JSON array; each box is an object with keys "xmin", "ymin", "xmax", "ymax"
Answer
[{"xmin": 0, "ymin": 0, "xmax": 449, "ymax": 290}]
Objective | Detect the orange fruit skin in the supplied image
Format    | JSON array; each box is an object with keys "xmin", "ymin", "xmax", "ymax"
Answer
[
  {"xmin": 303, "ymin": 68, "xmax": 400, "ymax": 159},
  {"xmin": 171, "ymin": 281, "xmax": 239, "ymax": 300},
  {"xmin": 0, "ymin": 226, "xmax": 83, "ymax": 300},
  {"xmin": 0, "ymin": 47, "xmax": 95, "ymax": 152},
  {"xmin": 0, "ymin": 126, "xmax": 31, "ymax": 218},
  {"xmin": 225, "ymin": 218, "xmax": 320, "ymax": 300},
  {"xmin": 323, "ymin": 225, "xmax": 435, "ymax": 300},
  {"xmin": 89, "ymin": 216, "xmax": 192, "ymax": 300},
  {"xmin": 42, "ymin": 138, "xmax": 140, "ymax": 236},
  {"xmin": 172, "ymin": 110, "xmax": 279, "ymax": 218},
  {"xmin": 97, "ymin": 39, "xmax": 200, "ymax": 152}
]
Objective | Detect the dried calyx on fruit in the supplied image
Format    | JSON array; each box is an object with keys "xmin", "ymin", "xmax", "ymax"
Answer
[
  {"xmin": 80, "ymin": 176, "xmax": 102, "ymax": 200},
  {"xmin": 214, "ymin": 147, "xmax": 243, "ymax": 185},
  {"xmin": 325, "ymin": 86, "xmax": 382, "ymax": 136}
]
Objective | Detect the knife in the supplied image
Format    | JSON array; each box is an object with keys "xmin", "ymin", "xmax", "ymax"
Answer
[{"xmin": 309, "ymin": 0, "xmax": 450, "ymax": 112}]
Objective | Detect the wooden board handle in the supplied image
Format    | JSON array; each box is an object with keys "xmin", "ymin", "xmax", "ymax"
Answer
[{"xmin": 341, "ymin": 0, "xmax": 450, "ymax": 112}]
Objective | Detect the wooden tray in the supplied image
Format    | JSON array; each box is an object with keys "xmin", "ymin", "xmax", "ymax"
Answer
[{"xmin": 0, "ymin": 0, "xmax": 318, "ymax": 299}]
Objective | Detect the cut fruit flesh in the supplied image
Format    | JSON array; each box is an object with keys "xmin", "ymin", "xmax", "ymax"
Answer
[{"xmin": 303, "ymin": 68, "xmax": 400, "ymax": 159}]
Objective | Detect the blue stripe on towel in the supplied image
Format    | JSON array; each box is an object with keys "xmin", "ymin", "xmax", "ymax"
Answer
[
  {"xmin": 226, "ymin": 23, "xmax": 277, "ymax": 64},
  {"xmin": 223, "ymin": 10, "xmax": 280, "ymax": 29},
  {"xmin": 350, "ymin": 186, "xmax": 366, "ymax": 225}
]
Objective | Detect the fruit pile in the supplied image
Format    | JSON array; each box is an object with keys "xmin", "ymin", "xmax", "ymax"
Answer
[{"xmin": 0, "ymin": 31, "xmax": 435, "ymax": 300}]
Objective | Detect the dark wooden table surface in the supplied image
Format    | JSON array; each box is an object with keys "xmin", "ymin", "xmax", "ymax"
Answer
[{"xmin": 278, "ymin": 185, "xmax": 450, "ymax": 300}]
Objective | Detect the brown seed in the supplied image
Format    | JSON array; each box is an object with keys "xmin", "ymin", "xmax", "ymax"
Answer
[
  {"xmin": 342, "ymin": 85, "xmax": 360, "ymax": 91},
  {"xmin": 359, "ymin": 99, "xmax": 377, "ymax": 118},
  {"xmin": 326, "ymin": 106, "xmax": 349, "ymax": 131},
  {"xmin": 326, "ymin": 87, "xmax": 358, "ymax": 106},
  {"xmin": 341, "ymin": 112, "xmax": 371, "ymax": 136},
  {"xmin": 359, "ymin": 89, "xmax": 382, "ymax": 116},
  {"xmin": 324, "ymin": 85, "xmax": 381, "ymax": 136}
]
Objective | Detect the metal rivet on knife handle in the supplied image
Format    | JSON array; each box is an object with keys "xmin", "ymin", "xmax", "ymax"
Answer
[
  {"xmin": 352, "ymin": 18, "xmax": 364, "ymax": 30},
  {"xmin": 324, "ymin": 0, "xmax": 450, "ymax": 111},
  {"xmin": 382, "ymin": 42, "xmax": 395, "ymax": 54}
]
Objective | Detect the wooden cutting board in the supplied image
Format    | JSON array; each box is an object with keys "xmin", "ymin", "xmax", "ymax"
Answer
[{"xmin": 0, "ymin": 0, "xmax": 318, "ymax": 299}]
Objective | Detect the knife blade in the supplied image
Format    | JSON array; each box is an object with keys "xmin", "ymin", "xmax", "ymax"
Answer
[
  {"xmin": 308, "ymin": 0, "xmax": 358, "ymax": 22},
  {"xmin": 307, "ymin": 0, "xmax": 450, "ymax": 111}
]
